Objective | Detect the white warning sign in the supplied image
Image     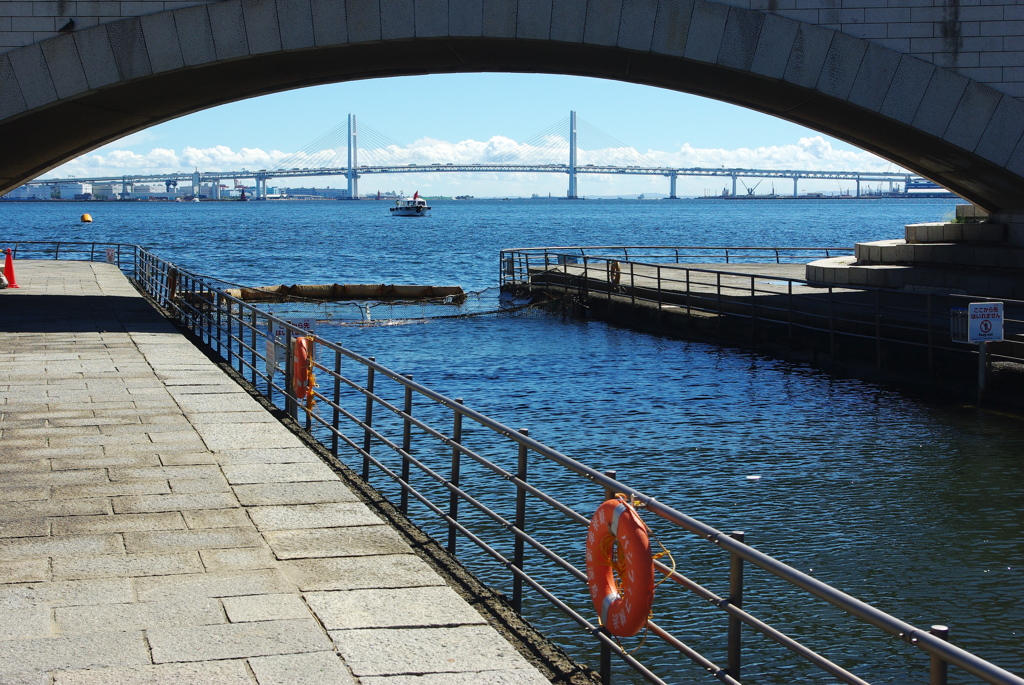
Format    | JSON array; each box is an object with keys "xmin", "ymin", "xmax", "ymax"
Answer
[{"xmin": 968, "ymin": 302, "xmax": 1003, "ymax": 342}]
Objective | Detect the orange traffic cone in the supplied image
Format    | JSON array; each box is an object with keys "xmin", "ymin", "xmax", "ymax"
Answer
[{"xmin": 4, "ymin": 248, "xmax": 19, "ymax": 288}]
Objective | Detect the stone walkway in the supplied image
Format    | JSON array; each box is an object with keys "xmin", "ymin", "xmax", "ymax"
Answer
[{"xmin": 0, "ymin": 261, "xmax": 550, "ymax": 685}]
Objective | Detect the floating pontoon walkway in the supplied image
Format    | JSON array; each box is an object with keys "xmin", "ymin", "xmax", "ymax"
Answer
[{"xmin": 0, "ymin": 261, "xmax": 549, "ymax": 684}]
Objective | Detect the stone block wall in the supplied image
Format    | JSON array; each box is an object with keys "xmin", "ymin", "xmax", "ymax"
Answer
[
  {"xmin": 0, "ymin": 1, "xmax": 214, "ymax": 52},
  {"xmin": 1, "ymin": 0, "xmax": 1024, "ymax": 119},
  {"xmin": 715, "ymin": 0, "xmax": 1024, "ymax": 98}
]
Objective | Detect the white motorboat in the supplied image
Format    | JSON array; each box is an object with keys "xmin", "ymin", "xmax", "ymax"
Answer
[{"xmin": 390, "ymin": 192, "xmax": 431, "ymax": 216}]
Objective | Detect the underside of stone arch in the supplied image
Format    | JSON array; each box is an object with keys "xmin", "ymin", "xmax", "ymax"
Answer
[{"xmin": 2, "ymin": 0, "xmax": 1024, "ymax": 212}]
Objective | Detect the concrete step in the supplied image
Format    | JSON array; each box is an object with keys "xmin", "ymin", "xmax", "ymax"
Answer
[
  {"xmin": 807, "ymin": 256, "xmax": 1024, "ymax": 297},
  {"xmin": 904, "ymin": 221, "xmax": 1007, "ymax": 244},
  {"xmin": 905, "ymin": 221, "xmax": 1024, "ymax": 247},
  {"xmin": 854, "ymin": 239, "xmax": 1024, "ymax": 269}
]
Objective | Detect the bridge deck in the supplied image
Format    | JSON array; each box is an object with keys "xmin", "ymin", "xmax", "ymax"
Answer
[{"xmin": 0, "ymin": 261, "xmax": 549, "ymax": 684}]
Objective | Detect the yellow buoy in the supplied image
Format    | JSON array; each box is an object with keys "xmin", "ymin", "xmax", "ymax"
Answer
[{"xmin": 81, "ymin": 214, "xmax": 93, "ymax": 223}]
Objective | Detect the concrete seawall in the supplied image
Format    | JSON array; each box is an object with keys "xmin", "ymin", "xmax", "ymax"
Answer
[{"xmin": 526, "ymin": 262, "xmax": 1024, "ymax": 411}]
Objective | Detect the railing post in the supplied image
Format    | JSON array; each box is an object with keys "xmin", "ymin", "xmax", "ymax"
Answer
[
  {"xmin": 250, "ymin": 309, "xmax": 258, "ymax": 386},
  {"xmin": 875, "ymin": 289, "xmax": 882, "ymax": 369},
  {"xmin": 582, "ymin": 256, "xmax": 589, "ymax": 300},
  {"xmin": 362, "ymin": 358, "xmax": 375, "ymax": 481},
  {"xmin": 267, "ymin": 320, "xmax": 275, "ymax": 405},
  {"xmin": 447, "ymin": 399, "xmax": 464, "ymax": 555},
  {"xmin": 400, "ymin": 375, "xmax": 413, "ymax": 514},
  {"xmin": 788, "ymin": 280, "xmax": 794, "ymax": 342},
  {"xmin": 512, "ymin": 428, "xmax": 529, "ymax": 613},
  {"xmin": 717, "ymin": 273, "xmax": 723, "ymax": 316},
  {"xmin": 750, "ymin": 276, "xmax": 756, "ymax": 340},
  {"xmin": 929, "ymin": 625, "xmax": 949, "ymax": 685},
  {"xmin": 331, "ymin": 347, "xmax": 342, "ymax": 457},
  {"xmin": 204, "ymin": 283, "xmax": 212, "ymax": 345},
  {"xmin": 216, "ymin": 291, "xmax": 223, "ymax": 353},
  {"xmin": 629, "ymin": 263, "xmax": 635, "ymax": 306},
  {"xmin": 828, "ymin": 286, "xmax": 835, "ymax": 357},
  {"xmin": 284, "ymin": 329, "xmax": 296, "ymax": 419},
  {"xmin": 225, "ymin": 299, "xmax": 233, "ymax": 368},
  {"xmin": 304, "ymin": 341, "xmax": 314, "ymax": 432},
  {"xmin": 727, "ymin": 530, "xmax": 746, "ymax": 680},
  {"xmin": 926, "ymin": 294, "xmax": 934, "ymax": 375},
  {"xmin": 657, "ymin": 266, "xmax": 662, "ymax": 312},
  {"xmin": 599, "ymin": 469, "xmax": 617, "ymax": 685}
]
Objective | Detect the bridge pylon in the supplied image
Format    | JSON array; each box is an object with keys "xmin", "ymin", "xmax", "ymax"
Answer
[
  {"xmin": 567, "ymin": 111, "xmax": 578, "ymax": 200},
  {"xmin": 346, "ymin": 114, "xmax": 359, "ymax": 200}
]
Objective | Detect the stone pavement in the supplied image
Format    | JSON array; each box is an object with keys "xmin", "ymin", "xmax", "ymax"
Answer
[{"xmin": 0, "ymin": 260, "xmax": 550, "ymax": 684}]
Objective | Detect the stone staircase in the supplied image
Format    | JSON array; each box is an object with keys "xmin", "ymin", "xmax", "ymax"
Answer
[{"xmin": 806, "ymin": 205, "xmax": 1024, "ymax": 298}]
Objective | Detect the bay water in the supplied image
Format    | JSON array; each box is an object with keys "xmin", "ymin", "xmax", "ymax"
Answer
[{"xmin": 3, "ymin": 197, "xmax": 1022, "ymax": 683}]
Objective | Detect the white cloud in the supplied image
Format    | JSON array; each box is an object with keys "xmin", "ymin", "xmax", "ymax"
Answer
[{"xmin": 46, "ymin": 135, "xmax": 902, "ymax": 196}]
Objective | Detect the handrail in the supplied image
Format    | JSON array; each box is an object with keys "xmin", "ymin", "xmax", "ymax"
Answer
[{"xmin": 13, "ymin": 241, "xmax": 1021, "ymax": 685}]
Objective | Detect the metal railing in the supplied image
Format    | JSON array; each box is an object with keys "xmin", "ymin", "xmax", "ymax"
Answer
[
  {"xmin": 499, "ymin": 246, "xmax": 1024, "ymax": 372},
  {"xmin": 499, "ymin": 246, "xmax": 854, "ymax": 283},
  {"xmin": 6, "ymin": 240, "xmax": 133, "ymax": 271},
  {"xmin": 10, "ymin": 242, "xmax": 1023, "ymax": 685}
]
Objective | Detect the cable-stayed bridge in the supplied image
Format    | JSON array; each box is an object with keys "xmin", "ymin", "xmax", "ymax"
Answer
[{"xmin": 28, "ymin": 112, "xmax": 934, "ymax": 200}]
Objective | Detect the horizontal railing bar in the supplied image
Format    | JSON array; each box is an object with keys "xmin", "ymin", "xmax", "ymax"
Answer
[
  {"xmin": 644, "ymin": 621, "xmax": 740, "ymax": 685},
  {"xmin": 650, "ymin": 560, "xmax": 871, "ymax": 684}
]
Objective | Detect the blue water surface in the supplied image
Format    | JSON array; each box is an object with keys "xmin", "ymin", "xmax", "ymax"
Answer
[{"xmin": 4, "ymin": 197, "xmax": 1022, "ymax": 684}]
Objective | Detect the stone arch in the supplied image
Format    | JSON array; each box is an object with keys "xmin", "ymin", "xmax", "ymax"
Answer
[{"xmin": 2, "ymin": 0, "xmax": 1024, "ymax": 211}]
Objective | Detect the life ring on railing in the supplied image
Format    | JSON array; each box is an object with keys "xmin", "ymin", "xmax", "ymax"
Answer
[
  {"xmin": 292, "ymin": 336, "xmax": 316, "ymax": 408},
  {"xmin": 585, "ymin": 497, "xmax": 655, "ymax": 637},
  {"xmin": 609, "ymin": 261, "xmax": 621, "ymax": 286}
]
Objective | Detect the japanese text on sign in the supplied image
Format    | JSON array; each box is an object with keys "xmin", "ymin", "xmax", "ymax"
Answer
[{"xmin": 968, "ymin": 302, "xmax": 1003, "ymax": 342}]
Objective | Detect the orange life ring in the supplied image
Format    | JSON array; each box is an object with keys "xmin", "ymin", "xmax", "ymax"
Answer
[
  {"xmin": 609, "ymin": 260, "xmax": 621, "ymax": 285},
  {"xmin": 292, "ymin": 336, "xmax": 314, "ymax": 406},
  {"xmin": 585, "ymin": 498, "xmax": 654, "ymax": 637}
]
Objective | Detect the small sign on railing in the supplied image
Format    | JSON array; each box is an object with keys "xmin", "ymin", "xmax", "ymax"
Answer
[
  {"xmin": 950, "ymin": 308, "xmax": 968, "ymax": 342},
  {"xmin": 105, "ymin": 247, "xmax": 116, "ymax": 264},
  {"xmin": 266, "ymin": 319, "xmax": 316, "ymax": 378}
]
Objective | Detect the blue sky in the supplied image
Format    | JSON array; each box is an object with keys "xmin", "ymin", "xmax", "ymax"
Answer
[{"xmin": 53, "ymin": 73, "xmax": 902, "ymax": 197}]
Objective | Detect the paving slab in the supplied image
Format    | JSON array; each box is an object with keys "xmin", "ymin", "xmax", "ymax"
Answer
[
  {"xmin": 332, "ymin": 626, "xmax": 541, "ymax": 678},
  {"xmin": 51, "ymin": 661, "xmax": 253, "ymax": 684},
  {"xmin": 247, "ymin": 651, "xmax": 357, "ymax": 685},
  {"xmin": 0, "ymin": 261, "xmax": 552, "ymax": 684},
  {"xmin": 148, "ymin": 618, "xmax": 332, "ymax": 663},
  {"xmin": 306, "ymin": 586, "xmax": 487, "ymax": 630}
]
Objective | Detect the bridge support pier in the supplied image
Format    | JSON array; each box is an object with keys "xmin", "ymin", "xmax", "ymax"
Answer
[
  {"xmin": 669, "ymin": 173, "xmax": 678, "ymax": 200},
  {"xmin": 855, "ymin": 179, "xmax": 861, "ymax": 198},
  {"xmin": 731, "ymin": 174, "xmax": 738, "ymax": 198},
  {"xmin": 792, "ymin": 177, "xmax": 798, "ymax": 198}
]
